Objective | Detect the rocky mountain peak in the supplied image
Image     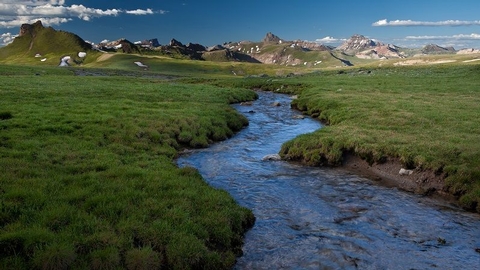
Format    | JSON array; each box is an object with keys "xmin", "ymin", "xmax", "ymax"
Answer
[
  {"xmin": 19, "ymin": 20, "xmax": 44, "ymax": 37},
  {"xmin": 169, "ymin": 38, "xmax": 184, "ymax": 47},
  {"xmin": 263, "ymin": 32, "xmax": 282, "ymax": 44},
  {"xmin": 336, "ymin": 34, "xmax": 380, "ymax": 54}
]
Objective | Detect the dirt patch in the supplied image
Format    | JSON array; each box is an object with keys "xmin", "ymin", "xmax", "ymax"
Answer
[
  {"xmin": 341, "ymin": 153, "xmax": 457, "ymax": 202},
  {"xmin": 97, "ymin": 53, "xmax": 115, "ymax": 62}
]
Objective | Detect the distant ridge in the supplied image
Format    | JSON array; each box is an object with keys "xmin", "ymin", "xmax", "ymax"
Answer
[
  {"xmin": 1, "ymin": 22, "xmax": 477, "ymax": 68},
  {"xmin": 336, "ymin": 34, "xmax": 405, "ymax": 59}
]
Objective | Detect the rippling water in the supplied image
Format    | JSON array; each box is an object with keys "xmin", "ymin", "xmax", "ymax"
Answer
[{"xmin": 177, "ymin": 91, "xmax": 480, "ymax": 269}]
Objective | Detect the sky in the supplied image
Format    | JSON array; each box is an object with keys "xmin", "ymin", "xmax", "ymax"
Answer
[{"xmin": 1, "ymin": 0, "xmax": 480, "ymax": 49}]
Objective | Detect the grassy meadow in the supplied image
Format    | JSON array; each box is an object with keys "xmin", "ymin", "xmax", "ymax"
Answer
[
  {"xmin": 277, "ymin": 65, "xmax": 480, "ymax": 211},
  {"xmin": 0, "ymin": 65, "xmax": 256, "ymax": 269},
  {"xmin": 1, "ymin": 53, "xmax": 480, "ymax": 269}
]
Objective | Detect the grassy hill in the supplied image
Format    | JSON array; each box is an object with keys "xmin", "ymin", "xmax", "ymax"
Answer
[{"xmin": 0, "ymin": 21, "xmax": 99, "ymax": 65}]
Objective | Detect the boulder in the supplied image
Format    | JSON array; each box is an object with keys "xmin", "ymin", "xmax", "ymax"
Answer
[
  {"xmin": 399, "ymin": 168, "xmax": 414, "ymax": 175},
  {"xmin": 272, "ymin": 101, "xmax": 281, "ymax": 107},
  {"xmin": 262, "ymin": 154, "xmax": 282, "ymax": 161}
]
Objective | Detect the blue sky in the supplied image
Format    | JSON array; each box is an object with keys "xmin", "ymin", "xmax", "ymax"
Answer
[{"xmin": 1, "ymin": 0, "xmax": 480, "ymax": 49}]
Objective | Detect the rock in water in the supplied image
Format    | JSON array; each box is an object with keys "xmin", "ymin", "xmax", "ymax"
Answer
[{"xmin": 262, "ymin": 154, "xmax": 282, "ymax": 161}]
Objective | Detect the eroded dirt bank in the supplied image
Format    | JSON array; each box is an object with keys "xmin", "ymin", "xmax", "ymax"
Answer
[{"xmin": 341, "ymin": 152, "xmax": 458, "ymax": 204}]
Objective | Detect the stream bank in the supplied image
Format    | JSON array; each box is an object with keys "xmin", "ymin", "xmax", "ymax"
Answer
[{"xmin": 178, "ymin": 91, "xmax": 480, "ymax": 269}]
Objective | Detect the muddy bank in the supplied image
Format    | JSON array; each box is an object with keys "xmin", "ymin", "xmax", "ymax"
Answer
[{"xmin": 340, "ymin": 152, "xmax": 458, "ymax": 203}]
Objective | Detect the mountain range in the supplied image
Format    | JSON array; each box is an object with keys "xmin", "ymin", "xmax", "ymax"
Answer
[{"xmin": 1, "ymin": 21, "xmax": 479, "ymax": 67}]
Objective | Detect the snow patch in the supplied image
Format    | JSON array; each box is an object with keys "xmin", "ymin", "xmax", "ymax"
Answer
[{"xmin": 134, "ymin": 61, "xmax": 148, "ymax": 68}]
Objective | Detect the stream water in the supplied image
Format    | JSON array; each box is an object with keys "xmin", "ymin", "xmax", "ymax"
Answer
[{"xmin": 177, "ymin": 91, "xmax": 480, "ymax": 269}]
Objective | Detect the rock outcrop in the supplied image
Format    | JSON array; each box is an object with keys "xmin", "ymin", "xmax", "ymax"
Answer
[
  {"xmin": 263, "ymin": 32, "xmax": 283, "ymax": 44},
  {"xmin": 169, "ymin": 38, "xmax": 184, "ymax": 47},
  {"xmin": 421, "ymin": 44, "xmax": 456, "ymax": 54},
  {"xmin": 19, "ymin": 20, "xmax": 44, "ymax": 37},
  {"xmin": 337, "ymin": 34, "xmax": 405, "ymax": 59}
]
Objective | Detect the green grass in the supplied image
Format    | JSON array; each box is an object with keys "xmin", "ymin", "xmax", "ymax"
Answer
[
  {"xmin": 275, "ymin": 64, "xmax": 480, "ymax": 212},
  {"xmin": 0, "ymin": 65, "xmax": 256, "ymax": 269},
  {"xmin": 2, "ymin": 55, "xmax": 480, "ymax": 268}
]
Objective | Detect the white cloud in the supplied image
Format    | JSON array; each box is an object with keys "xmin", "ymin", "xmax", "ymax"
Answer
[
  {"xmin": 0, "ymin": 16, "xmax": 70, "ymax": 27},
  {"xmin": 315, "ymin": 36, "xmax": 346, "ymax": 44},
  {"xmin": 0, "ymin": 1, "xmax": 163, "ymax": 28},
  {"xmin": 126, "ymin": 9, "xmax": 154, "ymax": 15},
  {"xmin": 373, "ymin": 19, "xmax": 480, "ymax": 27},
  {"xmin": 0, "ymin": 32, "xmax": 17, "ymax": 45}
]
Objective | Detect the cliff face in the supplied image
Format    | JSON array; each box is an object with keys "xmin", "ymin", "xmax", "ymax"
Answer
[{"xmin": 19, "ymin": 20, "xmax": 44, "ymax": 37}]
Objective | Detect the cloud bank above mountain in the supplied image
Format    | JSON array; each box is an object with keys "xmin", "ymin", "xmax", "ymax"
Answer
[{"xmin": 0, "ymin": 0, "xmax": 163, "ymax": 28}]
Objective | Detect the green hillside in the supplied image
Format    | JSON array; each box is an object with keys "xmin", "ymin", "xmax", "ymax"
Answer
[{"xmin": 0, "ymin": 21, "xmax": 98, "ymax": 65}]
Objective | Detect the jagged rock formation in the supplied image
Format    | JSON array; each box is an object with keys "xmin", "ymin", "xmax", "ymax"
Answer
[
  {"xmin": 222, "ymin": 33, "xmax": 354, "ymax": 66},
  {"xmin": 186, "ymin": 43, "xmax": 206, "ymax": 52},
  {"xmin": 263, "ymin": 32, "xmax": 283, "ymax": 44},
  {"xmin": 336, "ymin": 34, "xmax": 379, "ymax": 55},
  {"xmin": 337, "ymin": 34, "xmax": 405, "ymax": 59},
  {"xmin": 98, "ymin": 39, "xmax": 139, "ymax": 53},
  {"xmin": 169, "ymin": 38, "xmax": 184, "ymax": 47},
  {"xmin": 19, "ymin": 20, "xmax": 44, "ymax": 37},
  {"xmin": 118, "ymin": 39, "xmax": 139, "ymax": 54},
  {"xmin": 147, "ymin": 38, "xmax": 160, "ymax": 47},
  {"xmin": 293, "ymin": 40, "xmax": 331, "ymax": 51}
]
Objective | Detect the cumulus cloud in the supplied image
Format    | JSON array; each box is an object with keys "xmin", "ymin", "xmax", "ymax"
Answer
[
  {"xmin": 315, "ymin": 36, "xmax": 346, "ymax": 44},
  {"xmin": 0, "ymin": 32, "xmax": 17, "ymax": 45},
  {"xmin": 0, "ymin": 1, "xmax": 163, "ymax": 28},
  {"xmin": 373, "ymin": 19, "xmax": 480, "ymax": 27}
]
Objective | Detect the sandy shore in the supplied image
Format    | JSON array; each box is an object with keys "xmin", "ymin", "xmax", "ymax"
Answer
[{"xmin": 340, "ymin": 152, "xmax": 457, "ymax": 202}]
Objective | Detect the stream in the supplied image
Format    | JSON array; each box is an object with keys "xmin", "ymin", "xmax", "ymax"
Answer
[{"xmin": 177, "ymin": 91, "xmax": 480, "ymax": 269}]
